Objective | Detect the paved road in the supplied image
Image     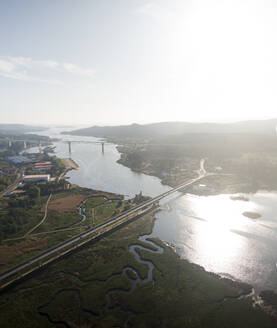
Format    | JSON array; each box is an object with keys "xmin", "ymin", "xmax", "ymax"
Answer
[
  {"xmin": 0, "ymin": 160, "xmax": 208, "ymax": 285},
  {"xmin": 0, "ymin": 170, "xmax": 23, "ymax": 198}
]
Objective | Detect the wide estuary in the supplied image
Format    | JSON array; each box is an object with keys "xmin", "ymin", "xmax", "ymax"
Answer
[{"xmin": 29, "ymin": 127, "xmax": 277, "ymax": 293}]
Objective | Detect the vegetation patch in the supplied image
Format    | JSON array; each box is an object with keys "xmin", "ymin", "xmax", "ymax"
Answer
[
  {"xmin": 43, "ymin": 194, "xmax": 86, "ymax": 213},
  {"xmin": 260, "ymin": 290, "xmax": 277, "ymax": 314},
  {"xmin": 0, "ymin": 238, "xmax": 47, "ymax": 270},
  {"xmin": 0, "ymin": 214, "xmax": 275, "ymax": 328}
]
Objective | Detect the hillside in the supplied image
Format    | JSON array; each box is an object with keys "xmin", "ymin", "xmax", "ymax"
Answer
[
  {"xmin": 62, "ymin": 119, "xmax": 277, "ymax": 138},
  {"xmin": 0, "ymin": 124, "xmax": 46, "ymax": 135}
]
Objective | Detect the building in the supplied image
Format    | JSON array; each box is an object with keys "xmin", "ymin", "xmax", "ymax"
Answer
[
  {"xmin": 10, "ymin": 190, "xmax": 26, "ymax": 196},
  {"xmin": 22, "ymin": 174, "xmax": 50, "ymax": 183},
  {"xmin": 7, "ymin": 155, "xmax": 30, "ymax": 164},
  {"xmin": 34, "ymin": 161, "xmax": 52, "ymax": 171},
  {"xmin": 34, "ymin": 162, "xmax": 52, "ymax": 167}
]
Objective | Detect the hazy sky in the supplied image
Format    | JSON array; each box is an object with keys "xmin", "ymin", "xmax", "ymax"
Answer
[{"xmin": 1, "ymin": 0, "xmax": 277, "ymax": 125}]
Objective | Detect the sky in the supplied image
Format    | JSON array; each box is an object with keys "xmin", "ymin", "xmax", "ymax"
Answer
[{"xmin": 1, "ymin": 0, "xmax": 277, "ymax": 126}]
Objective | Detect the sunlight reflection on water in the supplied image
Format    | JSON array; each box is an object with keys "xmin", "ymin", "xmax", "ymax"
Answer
[{"xmin": 151, "ymin": 192, "xmax": 277, "ymax": 292}]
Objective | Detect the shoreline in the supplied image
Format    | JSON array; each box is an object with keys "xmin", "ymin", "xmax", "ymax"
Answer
[
  {"xmin": 146, "ymin": 212, "xmax": 277, "ymax": 319},
  {"xmin": 117, "ymin": 154, "xmax": 277, "ymax": 196},
  {"xmin": 58, "ymin": 157, "xmax": 79, "ymax": 181},
  {"xmin": 114, "ymin": 147, "xmax": 277, "ymax": 317},
  {"xmin": 114, "ymin": 142, "xmax": 277, "ymax": 195},
  {"xmin": 49, "ymin": 136, "xmax": 277, "ymax": 320},
  {"xmin": 60, "ymin": 158, "xmax": 79, "ymax": 171},
  {"xmin": 147, "ymin": 213, "xmax": 252, "ymax": 292},
  {"xmin": 1, "ymin": 199, "xmax": 276, "ymax": 327}
]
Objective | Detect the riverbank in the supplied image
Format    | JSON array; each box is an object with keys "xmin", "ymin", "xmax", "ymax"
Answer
[
  {"xmin": 4, "ymin": 129, "xmax": 275, "ymax": 326},
  {"xmin": 40, "ymin": 134, "xmax": 277, "ymax": 318},
  {"xmin": 60, "ymin": 158, "xmax": 79, "ymax": 170},
  {"xmin": 114, "ymin": 138, "xmax": 277, "ymax": 196},
  {"xmin": 57, "ymin": 158, "xmax": 79, "ymax": 181},
  {"xmin": 117, "ymin": 151, "xmax": 275, "ymax": 196},
  {"xmin": 0, "ymin": 208, "xmax": 276, "ymax": 327},
  {"xmin": 116, "ymin": 144, "xmax": 199, "ymax": 187}
]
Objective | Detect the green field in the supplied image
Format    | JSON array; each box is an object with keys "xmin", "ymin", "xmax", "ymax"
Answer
[{"xmin": 0, "ymin": 187, "xmax": 129, "ymax": 272}]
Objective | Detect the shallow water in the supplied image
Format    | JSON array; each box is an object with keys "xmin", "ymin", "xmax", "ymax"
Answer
[{"xmin": 151, "ymin": 192, "xmax": 277, "ymax": 292}]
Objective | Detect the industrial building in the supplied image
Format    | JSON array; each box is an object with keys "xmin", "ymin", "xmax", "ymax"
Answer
[
  {"xmin": 22, "ymin": 174, "xmax": 50, "ymax": 183},
  {"xmin": 34, "ymin": 161, "xmax": 52, "ymax": 171},
  {"xmin": 7, "ymin": 155, "xmax": 30, "ymax": 164}
]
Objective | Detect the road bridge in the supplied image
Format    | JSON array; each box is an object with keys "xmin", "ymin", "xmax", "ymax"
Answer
[{"xmin": 64, "ymin": 140, "xmax": 108, "ymax": 154}]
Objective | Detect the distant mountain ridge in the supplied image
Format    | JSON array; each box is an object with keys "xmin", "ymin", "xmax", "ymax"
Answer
[
  {"xmin": 63, "ymin": 119, "xmax": 277, "ymax": 138},
  {"xmin": 0, "ymin": 124, "xmax": 46, "ymax": 135}
]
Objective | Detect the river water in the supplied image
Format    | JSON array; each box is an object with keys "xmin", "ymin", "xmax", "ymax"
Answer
[
  {"xmin": 29, "ymin": 127, "xmax": 170, "ymax": 199},
  {"xmin": 27, "ymin": 127, "xmax": 277, "ymax": 293}
]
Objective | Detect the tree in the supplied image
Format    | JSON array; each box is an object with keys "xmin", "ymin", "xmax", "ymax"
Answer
[{"xmin": 28, "ymin": 185, "xmax": 41, "ymax": 204}]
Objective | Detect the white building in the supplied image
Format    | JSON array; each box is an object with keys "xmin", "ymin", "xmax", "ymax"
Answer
[{"xmin": 22, "ymin": 174, "xmax": 50, "ymax": 183}]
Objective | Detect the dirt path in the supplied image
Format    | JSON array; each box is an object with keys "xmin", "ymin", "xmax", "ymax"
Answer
[{"xmin": 24, "ymin": 194, "xmax": 52, "ymax": 236}]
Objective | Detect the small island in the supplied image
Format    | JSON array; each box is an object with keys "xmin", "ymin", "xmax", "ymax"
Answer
[
  {"xmin": 243, "ymin": 211, "xmax": 262, "ymax": 219},
  {"xmin": 230, "ymin": 195, "xmax": 249, "ymax": 201}
]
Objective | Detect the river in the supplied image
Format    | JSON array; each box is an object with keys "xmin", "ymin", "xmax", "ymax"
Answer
[
  {"xmin": 27, "ymin": 127, "xmax": 277, "ymax": 293},
  {"xmin": 28, "ymin": 126, "xmax": 170, "ymax": 199}
]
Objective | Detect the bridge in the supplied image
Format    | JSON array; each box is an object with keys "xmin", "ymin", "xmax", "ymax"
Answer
[
  {"xmin": 7, "ymin": 138, "xmax": 48, "ymax": 153},
  {"xmin": 63, "ymin": 139, "xmax": 206, "ymax": 154},
  {"xmin": 0, "ymin": 160, "xmax": 208, "ymax": 291},
  {"xmin": 65, "ymin": 140, "xmax": 107, "ymax": 154},
  {"xmin": 6, "ymin": 138, "xmax": 27, "ymax": 149}
]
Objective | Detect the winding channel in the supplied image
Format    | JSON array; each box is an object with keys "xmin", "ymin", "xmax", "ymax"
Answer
[
  {"xmin": 36, "ymin": 197, "xmax": 256, "ymax": 327},
  {"xmin": 37, "ymin": 234, "xmax": 164, "ymax": 327}
]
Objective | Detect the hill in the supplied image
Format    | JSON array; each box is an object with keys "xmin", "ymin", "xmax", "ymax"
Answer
[
  {"xmin": 0, "ymin": 124, "xmax": 46, "ymax": 135},
  {"xmin": 62, "ymin": 119, "xmax": 277, "ymax": 138}
]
